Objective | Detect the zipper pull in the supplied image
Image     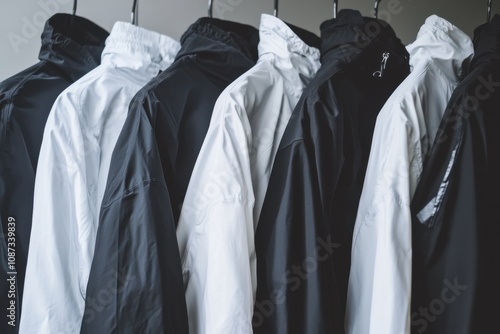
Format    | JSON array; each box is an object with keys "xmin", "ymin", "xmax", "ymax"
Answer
[{"xmin": 373, "ymin": 52, "xmax": 390, "ymax": 78}]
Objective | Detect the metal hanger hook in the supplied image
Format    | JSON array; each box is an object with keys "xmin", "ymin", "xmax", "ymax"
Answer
[
  {"xmin": 274, "ymin": 0, "xmax": 279, "ymax": 17},
  {"xmin": 374, "ymin": 0, "xmax": 382, "ymax": 19},
  {"xmin": 131, "ymin": 0, "xmax": 139, "ymax": 25},
  {"xmin": 488, "ymin": 0, "xmax": 493, "ymax": 22},
  {"xmin": 208, "ymin": 0, "xmax": 213, "ymax": 18},
  {"xmin": 333, "ymin": 0, "xmax": 338, "ymax": 18},
  {"xmin": 72, "ymin": 0, "xmax": 77, "ymax": 15}
]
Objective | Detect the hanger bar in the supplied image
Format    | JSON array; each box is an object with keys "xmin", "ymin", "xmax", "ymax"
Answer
[
  {"xmin": 73, "ymin": 0, "xmax": 77, "ymax": 15},
  {"xmin": 274, "ymin": 0, "xmax": 279, "ymax": 17},
  {"xmin": 208, "ymin": 0, "xmax": 213, "ymax": 18},
  {"xmin": 334, "ymin": 0, "xmax": 338, "ymax": 18}
]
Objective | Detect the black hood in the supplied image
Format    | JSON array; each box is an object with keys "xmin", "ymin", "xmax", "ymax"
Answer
[
  {"xmin": 320, "ymin": 9, "xmax": 408, "ymax": 64},
  {"xmin": 177, "ymin": 17, "xmax": 259, "ymax": 62},
  {"xmin": 38, "ymin": 13, "xmax": 108, "ymax": 81},
  {"xmin": 471, "ymin": 14, "xmax": 500, "ymax": 69}
]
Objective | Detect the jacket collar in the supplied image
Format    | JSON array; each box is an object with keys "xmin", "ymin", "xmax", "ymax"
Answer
[
  {"xmin": 319, "ymin": 9, "xmax": 407, "ymax": 65},
  {"xmin": 176, "ymin": 17, "xmax": 259, "ymax": 62},
  {"xmin": 38, "ymin": 13, "xmax": 109, "ymax": 81},
  {"xmin": 470, "ymin": 14, "xmax": 500, "ymax": 69},
  {"xmin": 258, "ymin": 14, "xmax": 321, "ymax": 66},
  {"xmin": 101, "ymin": 22, "xmax": 180, "ymax": 76},
  {"xmin": 406, "ymin": 15, "xmax": 473, "ymax": 79},
  {"xmin": 320, "ymin": 9, "xmax": 366, "ymax": 63}
]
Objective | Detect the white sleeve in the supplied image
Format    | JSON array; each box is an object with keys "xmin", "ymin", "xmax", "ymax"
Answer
[
  {"xmin": 177, "ymin": 94, "xmax": 255, "ymax": 334},
  {"xmin": 20, "ymin": 91, "xmax": 96, "ymax": 334},
  {"xmin": 346, "ymin": 103, "xmax": 414, "ymax": 334}
]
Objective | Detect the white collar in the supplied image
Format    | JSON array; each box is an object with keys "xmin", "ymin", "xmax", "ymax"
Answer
[
  {"xmin": 101, "ymin": 22, "xmax": 180, "ymax": 73},
  {"xmin": 258, "ymin": 14, "xmax": 320, "ymax": 61}
]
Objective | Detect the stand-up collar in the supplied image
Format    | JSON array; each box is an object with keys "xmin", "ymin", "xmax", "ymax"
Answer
[
  {"xmin": 176, "ymin": 17, "xmax": 259, "ymax": 62},
  {"xmin": 406, "ymin": 15, "xmax": 473, "ymax": 79},
  {"xmin": 471, "ymin": 14, "xmax": 500, "ymax": 68},
  {"xmin": 38, "ymin": 13, "xmax": 109, "ymax": 81},
  {"xmin": 102, "ymin": 22, "xmax": 180, "ymax": 75},
  {"xmin": 319, "ymin": 9, "xmax": 407, "ymax": 65},
  {"xmin": 320, "ymin": 9, "xmax": 366, "ymax": 60},
  {"xmin": 258, "ymin": 14, "xmax": 321, "ymax": 62}
]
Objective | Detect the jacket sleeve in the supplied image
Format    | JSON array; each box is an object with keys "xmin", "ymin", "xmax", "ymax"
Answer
[
  {"xmin": 80, "ymin": 94, "xmax": 189, "ymax": 334},
  {"xmin": 82, "ymin": 182, "xmax": 189, "ymax": 333},
  {"xmin": 346, "ymin": 100, "xmax": 416, "ymax": 334},
  {"xmin": 176, "ymin": 93, "xmax": 256, "ymax": 334},
  {"xmin": 20, "ymin": 92, "xmax": 94, "ymax": 334},
  {"xmin": 253, "ymin": 85, "xmax": 345, "ymax": 334}
]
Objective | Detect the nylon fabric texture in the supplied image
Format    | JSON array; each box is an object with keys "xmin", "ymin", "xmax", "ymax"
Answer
[
  {"xmin": 82, "ymin": 18, "xmax": 260, "ymax": 334},
  {"xmin": 346, "ymin": 15, "xmax": 474, "ymax": 334},
  {"xmin": 0, "ymin": 13, "xmax": 108, "ymax": 334},
  {"xmin": 20, "ymin": 22, "xmax": 180, "ymax": 334},
  {"xmin": 254, "ymin": 9, "xmax": 410, "ymax": 334},
  {"xmin": 176, "ymin": 13, "xmax": 322, "ymax": 334},
  {"xmin": 410, "ymin": 14, "xmax": 500, "ymax": 334}
]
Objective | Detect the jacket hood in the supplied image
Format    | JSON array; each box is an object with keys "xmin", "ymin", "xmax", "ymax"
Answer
[
  {"xmin": 39, "ymin": 13, "xmax": 109, "ymax": 81},
  {"xmin": 177, "ymin": 17, "xmax": 260, "ymax": 62},
  {"xmin": 470, "ymin": 14, "xmax": 500, "ymax": 69},
  {"xmin": 319, "ymin": 9, "xmax": 408, "ymax": 65},
  {"xmin": 320, "ymin": 9, "xmax": 367, "ymax": 58},
  {"xmin": 406, "ymin": 15, "xmax": 473, "ymax": 79}
]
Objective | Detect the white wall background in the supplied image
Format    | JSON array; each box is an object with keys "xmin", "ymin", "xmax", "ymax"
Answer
[{"xmin": 0, "ymin": 0, "xmax": 494, "ymax": 81}]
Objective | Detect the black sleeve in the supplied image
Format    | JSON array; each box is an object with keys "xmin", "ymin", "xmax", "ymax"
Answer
[{"xmin": 81, "ymin": 92, "xmax": 188, "ymax": 334}]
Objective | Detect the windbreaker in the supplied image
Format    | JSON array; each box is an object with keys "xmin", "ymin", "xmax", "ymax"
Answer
[
  {"xmin": 253, "ymin": 9, "xmax": 410, "ymax": 334},
  {"xmin": 176, "ymin": 13, "xmax": 321, "ymax": 334},
  {"xmin": 19, "ymin": 22, "xmax": 180, "ymax": 334},
  {"xmin": 81, "ymin": 18, "xmax": 260, "ymax": 334},
  {"xmin": 0, "ymin": 13, "xmax": 108, "ymax": 333},
  {"xmin": 346, "ymin": 15, "xmax": 474, "ymax": 334},
  {"xmin": 410, "ymin": 14, "xmax": 500, "ymax": 334}
]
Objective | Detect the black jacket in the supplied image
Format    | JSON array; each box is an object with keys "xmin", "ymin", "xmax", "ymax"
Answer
[
  {"xmin": 253, "ymin": 10, "xmax": 410, "ymax": 333},
  {"xmin": 0, "ymin": 13, "xmax": 107, "ymax": 333},
  {"xmin": 410, "ymin": 15, "xmax": 500, "ymax": 334},
  {"xmin": 81, "ymin": 18, "xmax": 259, "ymax": 333}
]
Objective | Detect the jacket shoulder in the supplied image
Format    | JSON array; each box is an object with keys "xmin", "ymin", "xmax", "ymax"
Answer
[
  {"xmin": 0, "ymin": 61, "xmax": 72, "ymax": 127},
  {"xmin": 0, "ymin": 61, "xmax": 53, "ymax": 103}
]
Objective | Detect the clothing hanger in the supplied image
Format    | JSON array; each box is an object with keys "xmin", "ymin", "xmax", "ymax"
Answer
[
  {"xmin": 374, "ymin": 0, "xmax": 382, "ymax": 19},
  {"xmin": 334, "ymin": 0, "xmax": 338, "ymax": 18},
  {"xmin": 69, "ymin": 0, "xmax": 77, "ymax": 32},
  {"xmin": 208, "ymin": 0, "xmax": 214, "ymax": 18},
  {"xmin": 487, "ymin": 0, "xmax": 493, "ymax": 22},
  {"xmin": 131, "ymin": 0, "xmax": 139, "ymax": 25},
  {"xmin": 274, "ymin": 0, "xmax": 279, "ymax": 17}
]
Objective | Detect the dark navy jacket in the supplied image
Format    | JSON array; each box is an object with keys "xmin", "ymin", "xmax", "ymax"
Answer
[{"xmin": 0, "ymin": 13, "xmax": 107, "ymax": 333}]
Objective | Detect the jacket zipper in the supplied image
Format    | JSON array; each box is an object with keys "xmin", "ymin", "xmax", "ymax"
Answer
[{"xmin": 373, "ymin": 52, "xmax": 390, "ymax": 78}]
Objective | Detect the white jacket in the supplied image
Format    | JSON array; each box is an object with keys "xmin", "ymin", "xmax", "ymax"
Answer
[
  {"xmin": 19, "ymin": 22, "xmax": 179, "ymax": 334},
  {"xmin": 176, "ymin": 13, "xmax": 320, "ymax": 334},
  {"xmin": 346, "ymin": 15, "xmax": 473, "ymax": 334}
]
